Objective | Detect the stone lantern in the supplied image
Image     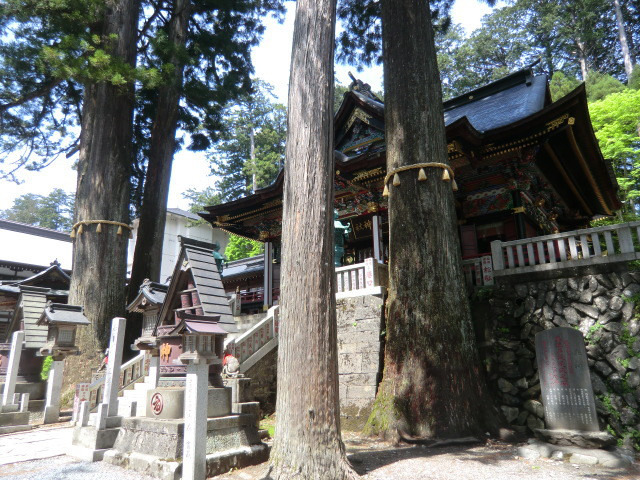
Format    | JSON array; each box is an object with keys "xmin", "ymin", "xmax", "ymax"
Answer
[
  {"xmin": 170, "ymin": 312, "xmax": 227, "ymax": 480},
  {"xmin": 37, "ymin": 302, "xmax": 89, "ymax": 361},
  {"xmin": 37, "ymin": 302, "xmax": 89, "ymax": 424}
]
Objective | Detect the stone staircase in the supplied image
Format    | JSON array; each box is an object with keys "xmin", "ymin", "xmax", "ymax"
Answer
[{"xmin": 225, "ymin": 305, "xmax": 279, "ymax": 374}]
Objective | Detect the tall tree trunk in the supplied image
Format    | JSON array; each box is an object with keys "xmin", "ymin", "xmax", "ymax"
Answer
[
  {"xmin": 613, "ymin": 0, "xmax": 634, "ymax": 79},
  {"xmin": 67, "ymin": 0, "xmax": 139, "ymax": 372},
  {"xmin": 267, "ymin": 1, "xmax": 357, "ymax": 479},
  {"xmin": 126, "ymin": 0, "xmax": 191, "ymax": 349},
  {"xmin": 365, "ymin": 0, "xmax": 499, "ymax": 439},
  {"xmin": 250, "ymin": 127, "xmax": 257, "ymax": 193},
  {"xmin": 576, "ymin": 40, "xmax": 589, "ymax": 82}
]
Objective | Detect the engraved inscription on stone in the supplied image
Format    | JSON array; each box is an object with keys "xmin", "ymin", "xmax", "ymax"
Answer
[{"xmin": 535, "ymin": 327, "xmax": 599, "ymax": 431}]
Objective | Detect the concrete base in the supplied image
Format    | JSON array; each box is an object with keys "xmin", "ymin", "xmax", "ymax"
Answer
[
  {"xmin": 104, "ymin": 444, "xmax": 269, "ymax": 480},
  {"xmin": 104, "ymin": 413, "xmax": 265, "ymax": 478},
  {"xmin": 68, "ymin": 445, "xmax": 110, "ymax": 462},
  {"xmin": 69, "ymin": 421, "xmax": 122, "ymax": 462},
  {"xmin": 534, "ymin": 429, "xmax": 617, "ymax": 449},
  {"xmin": 518, "ymin": 439, "xmax": 634, "ymax": 468},
  {"xmin": 0, "ymin": 411, "xmax": 29, "ymax": 427},
  {"xmin": 0, "ymin": 424, "xmax": 33, "ymax": 435},
  {"xmin": 145, "ymin": 387, "xmax": 232, "ymax": 420},
  {"xmin": 43, "ymin": 405, "xmax": 60, "ymax": 424},
  {"xmin": 0, "ymin": 382, "xmax": 46, "ymax": 400}
]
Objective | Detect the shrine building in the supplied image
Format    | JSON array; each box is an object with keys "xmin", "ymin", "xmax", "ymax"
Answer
[{"xmin": 199, "ymin": 66, "xmax": 621, "ymax": 311}]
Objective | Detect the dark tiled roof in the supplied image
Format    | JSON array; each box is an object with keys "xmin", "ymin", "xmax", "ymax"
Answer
[
  {"xmin": 127, "ymin": 279, "xmax": 168, "ymax": 312},
  {"xmin": 222, "ymin": 255, "xmax": 264, "ymax": 279},
  {"xmin": 10, "ymin": 264, "xmax": 70, "ymax": 288},
  {"xmin": 166, "ymin": 208, "xmax": 202, "ymax": 221},
  {"xmin": 160, "ymin": 236, "xmax": 235, "ymax": 332},
  {"xmin": 169, "ymin": 314, "xmax": 227, "ymax": 335},
  {"xmin": 444, "ymin": 74, "xmax": 548, "ymax": 132},
  {"xmin": 38, "ymin": 303, "xmax": 89, "ymax": 326}
]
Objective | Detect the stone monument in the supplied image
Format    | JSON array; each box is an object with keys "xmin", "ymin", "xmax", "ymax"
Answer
[{"xmin": 534, "ymin": 327, "xmax": 615, "ymax": 448}]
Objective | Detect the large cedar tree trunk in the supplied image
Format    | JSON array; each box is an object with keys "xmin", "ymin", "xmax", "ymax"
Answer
[
  {"xmin": 67, "ymin": 0, "xmax": 140, "ymax": 372},
  {"xmin": 126, "ymin": 0, "xmax": 191, "ymax": 350},
  {"xmin": 365, "ymin": 0, "xmax": 499, "ymax": 439},
  {"xmin": 266, "ymin": 1, "xmax": 357, "ymax": 479},
  {"xmin": 613, "ymin": 0, "xmax": 634, "ymax": 80}
]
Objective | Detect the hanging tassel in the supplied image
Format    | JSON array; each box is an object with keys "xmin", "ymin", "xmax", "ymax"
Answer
[
  {"xmin": 418, "ymin": 168, "xmax": 427, "ymax": 181},
  {"xmin": 96, "ymin": 223, "xmax": 102, "ymax": 233},
  {"xmin": 117, "ymin": 225, "xmax": 123, "ymax": 236},
  {"xmin": 442, "ymin": 168, "xmax": 451, "ymax": 182},
  {"xmin": 77, "ymin": 224, "xmax": 84, "ymax": 235},
  {"xmin": 392, "ymin": 173, "xmax": 401, "ymax": 187},
  {"xmin": 452, "ymin": 179, "xmax": 459, "ymax": 192},
  {"xmin": 382, "ymin": 184, "xmax": 389, "ymax": 197},
  {"xmin": 70, "ymin": 228, "xmax": 76, "ymax": 239}
]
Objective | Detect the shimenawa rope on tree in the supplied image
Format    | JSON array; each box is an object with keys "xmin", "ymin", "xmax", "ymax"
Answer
[
  {"xmin": 70, "ymin": 220, "xmax": 133, "ymax": 239},
  {"xmin": 382, "ymin": 162, "xmax": 458, "ymax": 196}
]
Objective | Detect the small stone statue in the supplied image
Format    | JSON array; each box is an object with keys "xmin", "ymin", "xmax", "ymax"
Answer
[
  {"xmin": 334, "ymin": 211, "xmax": 351, "ymax": 267},
  {"xmin": 212, "ymin": 242, "xmax": 225, "ymax": 273}
]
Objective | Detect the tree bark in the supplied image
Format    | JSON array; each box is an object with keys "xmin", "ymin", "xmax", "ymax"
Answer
[
  {"xmin": 613, "ymin": 0, "xmax": 634, "ymax": 80},
  {"xmin": 126, "ymin": 0, "xmax": 191, "ymax": 349},
  {"xmin": 68, "ymin": 0, "xmax": 140, "ymax": 367},
  {"xmin": 365, "ymin": 0, "xmax": 499, "ymax": 439},
  {"xmin": 266, "ymin": 0, "xmax": 357, "ymax": 479}
]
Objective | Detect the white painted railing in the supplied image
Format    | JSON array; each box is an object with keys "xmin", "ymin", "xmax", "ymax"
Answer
[
  {"xmin": 462, "ymin": 255, "xmax": 494, "ymax": 288},
  {"xmin": 85, "ymin": 351, "xmax": 147, "ymax": 411},
  {"xmin": 335, "ymin": 258, "xmax": 387, "ymax": 296},
  {"xmin": 491, "ymin": 221, "xmax": 640, "ymax": 276},
  {"xmin": 226, "ymin": 305, "xmax": 279, "ymax": 369}
]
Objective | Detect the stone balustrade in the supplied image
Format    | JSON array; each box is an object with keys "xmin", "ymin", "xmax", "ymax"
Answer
[
  {"xmin": 491, "ymin": 221, "xmax": 640, "ymax": 277},
  {"xmin": 335, "ymin": 258, "xmax": 387, "ymax": 298},
  {"xmin": 85, "ymin": 351, "xmax": 147, "ymax": 412}
]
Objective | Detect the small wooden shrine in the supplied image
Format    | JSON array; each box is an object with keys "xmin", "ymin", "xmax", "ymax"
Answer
[
  {"xmin": 0, "ymin": 263, "xmax": 72, "ymax": 381},
  {"xmin": 200, "ymin": 67, "xmax": 621, "ymax": 308},
  {"xmin": 142, "ymin": 236, "xmax": 234, "ymax": 380}
]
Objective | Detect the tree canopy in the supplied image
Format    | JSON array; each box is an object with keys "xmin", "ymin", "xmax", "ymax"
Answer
[{"xmin": 0, "ymin": 188, "xmax": 74, "ymax": 231}]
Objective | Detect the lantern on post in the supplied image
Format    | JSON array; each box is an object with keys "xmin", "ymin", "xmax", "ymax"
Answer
[
  {"xmin": 169, "ymin": 313, "xmax": 227, "ymax": 366},
  {"xmin": 37, "ymin": 302, "xmax": 89, "ymax": 360}
]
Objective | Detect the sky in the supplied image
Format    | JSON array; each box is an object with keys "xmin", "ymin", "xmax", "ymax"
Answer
[{"xmin": 0, "ymin": 0, "xmax": 497, "ymax": 213}]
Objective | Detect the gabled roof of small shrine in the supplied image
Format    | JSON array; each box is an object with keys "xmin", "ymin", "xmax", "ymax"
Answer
[
  {"xmin": 168, "ymin": 314, "xmax": 227, "ymax": 335},
  {"xmin": 38, "ymin": 303, "xmax": 89, "ymax": 326},
  {"xmin": 9, "ymin": 263, "xmax": 70, "ymax": 291},
  {"xmin": 127, "ymin": 279, "xmax": 168, "ymax": 313},
  {"xmin": 156, "ymin": 236, "xmax": 235, "ymax": 333}
]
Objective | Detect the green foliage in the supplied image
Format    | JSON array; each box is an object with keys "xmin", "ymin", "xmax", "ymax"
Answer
[
  {"xmin": 599, "ymin": 393, "xmax": 621, "ymax": 420},
  {"xmin": 589, "ymin": 89, "xmax": 640, "ymax": 211},
  {"xmin": 40, "ymin": 356, "xmax": 53, "ymax": 381},
  {"xmin": 629, "ymin": 65, "xmax": 640, "ymax": 90},
  {"xmin": 586, "ymin": 72, "xmax": 626, "ymax": 101},
  {"xmin": 208, "ymin": 80, "xmax": 287, "ymax": 202},
  {"xmin": 549, "ymin": 72, "xmax": 581, "ymax": 101},
  {"xmin": 183, "ymin": 187, "xmax": 221, "ymax": 215},
  {"xmin": 224, "ymin": 234, "xmax": 263, "ymax": 262},
  {"xmin": 0, "ymin": 188, "xmax": 74, "ymax": 231},
  {"xmin": 585, "ymin": 321, "xmax": 604, "ymax": 343}
]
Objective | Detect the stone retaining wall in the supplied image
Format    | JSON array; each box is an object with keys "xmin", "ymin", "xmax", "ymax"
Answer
[
  {"xmin": 242, "ymin": 294, "xmax": 385, "ymax": 430},
  {"xmin": 336, "ymin": 295, "xmax": 384, "ymax": 430},
  {"xmin": 474, "ymin": 269, "xmax": 640, "ymax": 450}
]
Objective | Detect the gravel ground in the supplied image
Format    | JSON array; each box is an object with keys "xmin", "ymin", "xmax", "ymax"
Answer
[
  {"xmin": 213, "ymin": 436, "xmax": 640, "ymax": 480},
  {"xmin": 0, "ymin": 455, "xmax": 158, "ymax": 480},
  {"xmin": 1, "ymin": 425, "xmax": 638, "ymax": 480}
]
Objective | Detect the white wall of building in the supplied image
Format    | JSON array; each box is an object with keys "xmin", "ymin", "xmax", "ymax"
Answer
[{"xmin": 127, "ymin": 209, "xmax": 229, "ymax": 283}]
